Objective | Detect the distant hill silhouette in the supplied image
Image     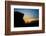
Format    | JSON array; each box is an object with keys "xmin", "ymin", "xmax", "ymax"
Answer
[
  {"xmin": 25, "ymin": 20, "xmax": 39, "ymax": 27},
  {"xmin": 14, "ymin": 11, "xmax": 39, "ymax": 27}
]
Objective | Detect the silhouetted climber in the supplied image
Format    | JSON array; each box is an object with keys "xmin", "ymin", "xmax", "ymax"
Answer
[{"xmin": 14, "ymin": 11, "xmax": 25, "ymax": 27}]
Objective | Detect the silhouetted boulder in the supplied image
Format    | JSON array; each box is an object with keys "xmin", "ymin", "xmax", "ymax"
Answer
[
  {"xmin": 14, "ymin": 11, "xmax": 39, "ymax": 27},
  {"xmin": 14, "ymin": 11, "xmax": 25, "ymax": 27}
]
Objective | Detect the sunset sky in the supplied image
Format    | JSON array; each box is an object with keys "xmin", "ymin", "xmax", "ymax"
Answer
[{"xmin": 14, "ymin": 8, "xmax": 39, "ymax": 23}]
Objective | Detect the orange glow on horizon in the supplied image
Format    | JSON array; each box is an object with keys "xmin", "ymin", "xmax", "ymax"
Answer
[
  {"xmin": 23, "ymin": 15, "xmax": 38, "ymax": 24},
  {"xmin": 23, "ymin": 16, "xmax": 35, "ymax": 24}
]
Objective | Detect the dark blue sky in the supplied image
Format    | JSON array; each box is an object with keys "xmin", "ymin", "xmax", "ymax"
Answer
[{"xmin": 14, "ymin": 8, "xmax": 39, "ymax": 19}]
